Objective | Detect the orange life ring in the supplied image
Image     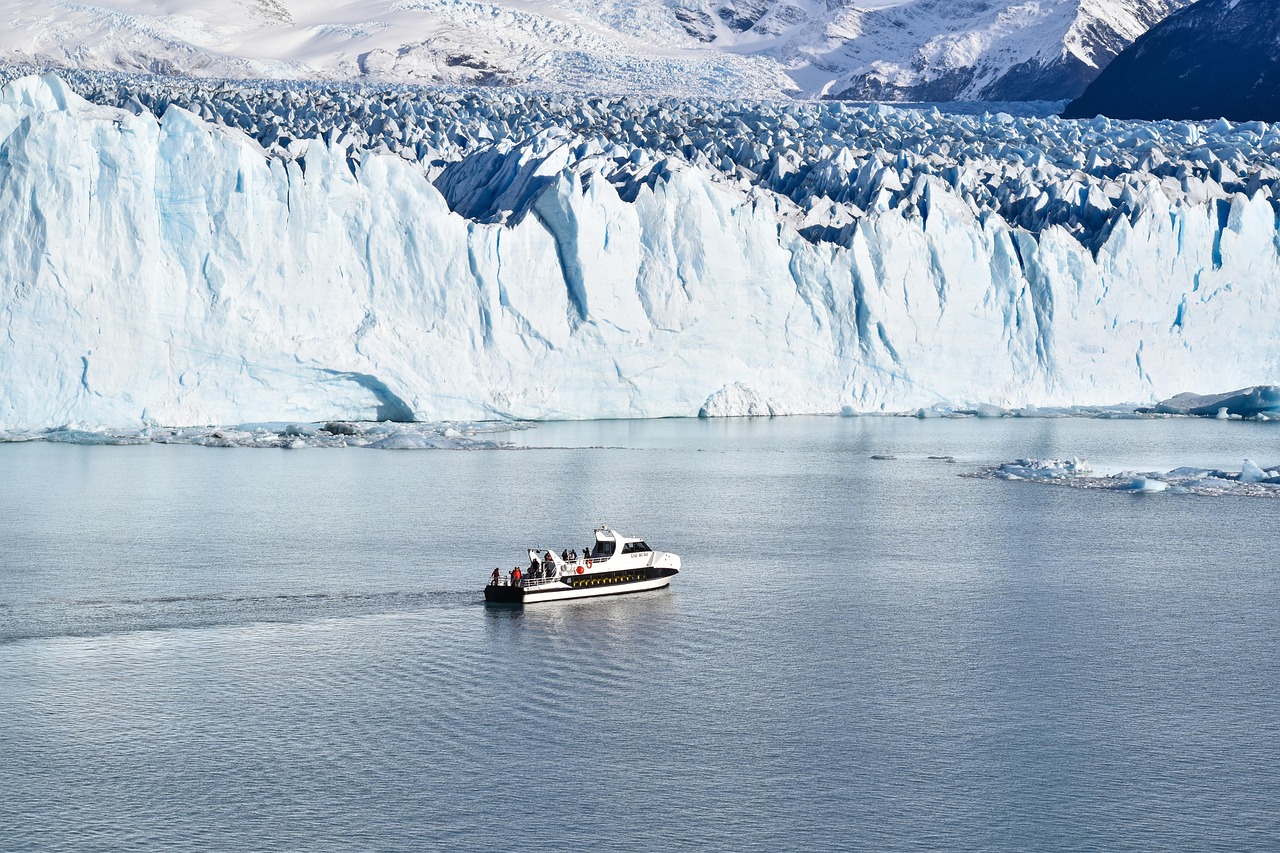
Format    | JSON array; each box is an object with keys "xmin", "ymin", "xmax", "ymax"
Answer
[
  {"xmin": 577, "ymin": 566, "xmax": 585, "ymax": 574},
  {"xmin": 585, "ymin": 559, "xmax": 593, "ymax": 569}
]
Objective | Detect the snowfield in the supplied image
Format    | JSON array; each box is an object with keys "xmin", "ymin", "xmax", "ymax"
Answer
[
  {"xmin": 0, "ymin": 0, "xmax": 1189, "ymax": 101},
  {"xmin": 1, "ymin": 71, "xmax": 1280, "ymax": 429}
]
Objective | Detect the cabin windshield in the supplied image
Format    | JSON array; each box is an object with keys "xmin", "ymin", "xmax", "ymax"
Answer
[
  {"xmin": 621, "ymin": 541, "xmax": 650, "ymax": 554},
  {"xmin": 593, "ymin": 540, "xmax": 616, "ymax": 558}
]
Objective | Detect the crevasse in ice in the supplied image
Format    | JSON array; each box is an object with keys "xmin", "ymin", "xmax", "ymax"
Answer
[{"xmin": 1, "ymin": 73, "xmax": 1279, "ymax": 429}]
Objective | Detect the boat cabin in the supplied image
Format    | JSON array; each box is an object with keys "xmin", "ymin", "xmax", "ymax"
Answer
[{"xmin": 587, "ymin": 527, "xmax": 651, "ymax": 561}]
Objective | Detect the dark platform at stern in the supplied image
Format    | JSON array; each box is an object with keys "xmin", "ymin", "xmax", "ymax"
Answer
[{"xmin": 484, "ymin": 584, "xmax": 524, "ymax": 605}]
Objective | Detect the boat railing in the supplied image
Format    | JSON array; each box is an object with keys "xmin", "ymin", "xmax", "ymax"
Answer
[
  {"xmin": 486, "ymin": 573, "xmax": 566, "ymax": 589},
  {"xmin": 519, "ymin": 574, "xmax": 564, "ymax": 589},
  {"xmin": 558, "ymin": 553, "xmax": 613, "ymax": 566},
  {"xmin": 527, "ymin": 553, "xmax": 616, "ymax": 573},
  {"xmin": 487, "ymin": 550, "xmax": 661, "ymax": 588}
]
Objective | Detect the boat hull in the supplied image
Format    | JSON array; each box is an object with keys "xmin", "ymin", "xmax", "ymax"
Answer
[{"xmin": 485, "ymin": 565, "xmax": 678, "ymax": 605}]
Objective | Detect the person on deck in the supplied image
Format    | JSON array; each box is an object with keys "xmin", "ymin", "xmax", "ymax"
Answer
[{"xmin": 491, "ymin": 567, "xmax": 500, "ymax": 584}]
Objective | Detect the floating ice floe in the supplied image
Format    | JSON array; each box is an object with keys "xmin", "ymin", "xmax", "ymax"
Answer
[
  {"xmin": 971, "ymin": 458, "xmax": 1280, "ymax": 498},
  {"xmin": 1142, "ymin": 386, "xmax": 1280, "ymax": 419},
  {"xmin": 0, "ymin": 422, "xmax": 523, "ymax": 450}
]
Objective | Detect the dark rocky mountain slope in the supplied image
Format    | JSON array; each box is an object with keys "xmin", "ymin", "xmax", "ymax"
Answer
[{"xmin": 1064, "ymin": 0, "xmax": 1280, "ymax": 121}]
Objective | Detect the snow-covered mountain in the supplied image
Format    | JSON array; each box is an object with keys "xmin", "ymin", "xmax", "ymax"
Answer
[
  {"xmin": 679, "ymin": 0, "xmax": 1195, "ymax": 101},
  {"xmin": 0, "ymin": 0, "xmax": 1189, "ymax": 101},
  {"xmin": 2, "ymin": 72, "xmax": 1279, "ymax": 429},
  {"xmin": 1064, "ymin": 0, "xmax": 1280, "ymax": 122}
]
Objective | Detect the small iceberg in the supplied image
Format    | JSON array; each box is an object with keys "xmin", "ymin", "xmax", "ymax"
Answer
[
  {"xmin": 983, "ymin": 458, "xmax": 1093, "ymax": 481},
  {"xmin": 698, "ymin": 383, "xmax": 783, "ymax": 418}
]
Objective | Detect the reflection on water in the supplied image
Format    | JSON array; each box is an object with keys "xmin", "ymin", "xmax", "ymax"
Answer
[
  {"xmin": 2, "ymin": 417, "xmax": 1279, "ymax": 851},
  {"xmin": 485, "ymin": 587, "xmax": 680, "ymax": 632}
]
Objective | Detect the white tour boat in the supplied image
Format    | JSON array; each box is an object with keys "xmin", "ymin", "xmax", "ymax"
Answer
[{"xmin": 484, "ymin": 527, "xmax": 680, "ymax": 604}]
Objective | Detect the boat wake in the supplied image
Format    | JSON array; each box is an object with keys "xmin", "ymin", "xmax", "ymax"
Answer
[{"xmin": 0, "ymin": 588, "xmax": 476, "ymax": 646}]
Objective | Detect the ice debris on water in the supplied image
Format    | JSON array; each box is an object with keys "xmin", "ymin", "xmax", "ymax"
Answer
[
  {"xmin": 0, "ymin": 422, "xmax": 524, "ymax": 450},
  {"xmin": 981, "ymin": 457, "xmax": 1095, "ymax": 479},
  {"xmin": 971, "ymin": 458, "xmax": 1280, "ymax": 498},
  {"xmin": 898, "ymin": 403, "xmax": 1157, "ymax": 419}
]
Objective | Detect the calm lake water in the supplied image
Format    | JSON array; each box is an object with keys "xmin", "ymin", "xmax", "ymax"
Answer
[{"xmin": 2, "ymin": 416, "xmax": 1279, "ymax": 851}]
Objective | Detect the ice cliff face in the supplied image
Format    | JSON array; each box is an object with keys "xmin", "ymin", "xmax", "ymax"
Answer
[
  {"xmin": 0, "ymin": 0, "xmax": 1187, "ymax": 101},
  {"xmin": 2, "ymin": 73, "xmax": 1280, "ymax": 428}
]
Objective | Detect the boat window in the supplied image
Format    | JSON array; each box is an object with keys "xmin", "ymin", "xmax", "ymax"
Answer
[
  {"xmin": 621, "ymin": 541, "xmax": 651, "ymax": 554},
  {"xmin": 594, "ymin": 540, "xmax": 615, "ymax": 558}
]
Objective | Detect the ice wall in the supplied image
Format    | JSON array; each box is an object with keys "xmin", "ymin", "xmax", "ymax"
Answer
[{"xmin": 2, "ymin": 74, "xmax": 1279, "ymax": 428}]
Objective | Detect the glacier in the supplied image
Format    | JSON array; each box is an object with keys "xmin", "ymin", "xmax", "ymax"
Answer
[{"xmin": 2, "ymin": 71, "xmax": 1280, "ymax": 429}]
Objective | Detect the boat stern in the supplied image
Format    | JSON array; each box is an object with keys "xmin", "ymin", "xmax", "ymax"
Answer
[{"xmin": 484, "ymin": 583, "xmax": 524, "ymax": 605}]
